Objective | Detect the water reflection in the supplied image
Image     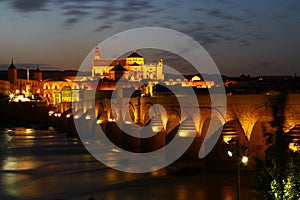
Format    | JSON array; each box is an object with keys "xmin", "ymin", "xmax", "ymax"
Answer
[
  {"xmin": 0, "ymin": 127, "xmax": 255, "ymax": 199},
  {"xmin": 2, "ymin": 156, "xmax": 42, "ymax": 171}
]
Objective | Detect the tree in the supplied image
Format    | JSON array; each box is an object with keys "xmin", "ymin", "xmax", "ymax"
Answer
[{"xmin": 254, "ymin": 93, "xmax": 300, "ymax": 200}]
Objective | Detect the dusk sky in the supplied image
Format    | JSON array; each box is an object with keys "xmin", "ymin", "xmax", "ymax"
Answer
[{"xmin": 0, "ymin": 0, "xmax": 300, "ymax": 76}]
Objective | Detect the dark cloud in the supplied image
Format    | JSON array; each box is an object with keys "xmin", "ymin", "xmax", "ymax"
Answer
[
  {"xmin": 61, "ymin": 0, "xmax": 155, "ymax": 27},
  {"xmin": 62, "ymin": 9, "xmax": 89, "ymax": 28},
  {"xmin": 6, "ymin": 0, "xmax": 156, "ymax": 28},
  {"xmin": 94, "ymin": 10, "xmax": 116, "ymax": 20},
  {"xmin": 207, "ymin": 9, "xmax": 242, "ymax": 21},
  {"xmin": 124, "ymin": 0, "xmax": 151, "ymax": 9},
  {"xmin": 146, "ymin": 7, "xmax": 166, "ymax": 13},
  {"xmin": 64, "ymin": 17, "xmax": 80, "ymax": 28},
  {"xmin": 10, "ymin": 0, "xmax": 49, "ymax": 12},
  {"xmin": 207, "ymin": 9, "xmax": 223, "ymax": 17},
  {"xmin": 223, "ymin": 15, "xmax": 242, "ymax": 21},
  {"xmin": 95, "ymin": 24, "xmax": 112, "ymax": 32},
  {"xmin": 199, "ymin": 35, "xmax": 219, "ymax": 45},
  {"xmin": 237, "ymin": 39, "xmax": 250, "ymax": 47},
  {"xmin": 118, "ymin": 14, "xmax": 149, "ymax": 22},
  {"xmin": 187, "ymin": 31, "xmax": 219, "ymax": 46},
  {"xmin": 193, "ymin": 8, "xmax": 206, "ymax": 12},
  {"xmin": 214, "ymin": 24, "xmax": 232, "ymax": 32},
  {"xmin": 289, "ymin": 3, "xmax": 300, "ymax": 11},
  {"xmin": 63, "ymin": 9, "xmax": 89, "ymax": 17}
]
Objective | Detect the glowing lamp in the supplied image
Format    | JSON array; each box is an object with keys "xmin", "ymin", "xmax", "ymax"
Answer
[
  {"xmin": 9, "ymin": 93, "xmax": 14, "ymax": 99},
  {"xmin": 241, "ymin": 156, "xmax": 248, "ymax": 164}
]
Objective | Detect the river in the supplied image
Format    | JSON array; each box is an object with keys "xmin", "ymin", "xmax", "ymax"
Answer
[{"xmin": 0, "ymin": 127, "xmax": 255, "ymax": 200}]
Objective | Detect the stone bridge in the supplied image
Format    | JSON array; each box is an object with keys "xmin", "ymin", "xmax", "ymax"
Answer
[{"xmin": 57, "ymin": 93, "xmax": 300, "ymax": 168}]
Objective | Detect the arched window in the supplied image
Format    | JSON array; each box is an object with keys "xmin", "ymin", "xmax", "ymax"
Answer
[
  {"xmin": 52, "ymin": 83, "xmax": 60, "ymax": 90},
  {"xmin": 44, "ymin": 83, "xmax": 50, "ymax": 90}
]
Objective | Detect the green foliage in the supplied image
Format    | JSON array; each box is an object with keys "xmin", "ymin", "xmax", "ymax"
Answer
[
  {"xmin": 283, "ymin": 154, "xmax": 300, "ymax": 200},
  {"xmin": 254, "ymin": 93, "xmax": 300, "ymax": 200}
]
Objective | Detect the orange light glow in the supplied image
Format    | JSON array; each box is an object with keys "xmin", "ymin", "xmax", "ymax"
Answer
[{"xmin": 223, "ymin": 136, "xmax": 234, "ymax": 144}]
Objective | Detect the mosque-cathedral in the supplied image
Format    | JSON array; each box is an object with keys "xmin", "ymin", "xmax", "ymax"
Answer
[{"xmin": 0, "ymin": 44, "xmax": 213, "ymax": 105}]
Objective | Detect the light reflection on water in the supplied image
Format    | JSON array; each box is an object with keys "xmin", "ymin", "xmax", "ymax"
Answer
[
  {"xmin": 0, "ymin": 127, "xmax": 255, "ymax": 200},
  {"xmin": 2, "ymin": 156, "xmax": 43, "ymax": 171}
]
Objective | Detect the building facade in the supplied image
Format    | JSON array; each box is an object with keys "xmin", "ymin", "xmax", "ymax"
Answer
[
  {"xmin": 92, "ymin": 44, "xmax": 164, "ymax": 81},
  {"xmin": 4, "ymin": 46, "xmax": 214, "ymax": 105}
]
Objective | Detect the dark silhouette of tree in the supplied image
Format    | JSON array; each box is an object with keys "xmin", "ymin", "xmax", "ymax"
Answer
[{"xmin": 254, "ymin": 93, "xmax": 300, "ymax": 200}]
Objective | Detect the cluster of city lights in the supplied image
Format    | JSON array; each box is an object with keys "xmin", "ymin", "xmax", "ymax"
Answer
[{"xmin": 48, "ymin": 111, "xmax": 61, "ymax": 118}]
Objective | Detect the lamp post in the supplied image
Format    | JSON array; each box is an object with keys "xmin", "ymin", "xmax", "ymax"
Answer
[{"xmin": 227, "ymin": 138, "xmax": 248, "ymax": 200}]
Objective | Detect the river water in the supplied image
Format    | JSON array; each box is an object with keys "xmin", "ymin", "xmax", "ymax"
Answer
[{"xmin": 0, "ymin": 127, "xmax": 255, "ymax": 200}]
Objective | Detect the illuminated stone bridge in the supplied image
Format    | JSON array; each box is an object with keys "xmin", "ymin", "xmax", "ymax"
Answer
[{"xmin": 57, "ymin": 93, "xmax": 300, "ymax": 168}]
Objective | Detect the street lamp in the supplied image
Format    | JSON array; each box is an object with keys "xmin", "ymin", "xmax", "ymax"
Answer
[
  {"xmin": 241, "ymin": 156, "xmax": 249, "ymax": 164},
  {"xmin": 227, "ymin": 138, "xmax": 249, "ymax": 200},
  {"xmin": 228, "ymin": 150, "xmax": 233, "ymax": 157}
]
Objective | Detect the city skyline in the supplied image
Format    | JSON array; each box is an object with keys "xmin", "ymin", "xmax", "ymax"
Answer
[{"xmin": 0, "ymin": 0, "xmax": 300, "ymax": 76}]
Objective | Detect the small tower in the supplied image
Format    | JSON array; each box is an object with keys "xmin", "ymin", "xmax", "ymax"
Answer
[
  {"xmin": 8, "ymin": 59, "xmax": 17, "ymax": 84},
  {"xmin": 156, "ymin": 58, "xmax": 164, "ymax": 80},
  {"xmin": 34, "ymin": 64, "xmax": 43, "ymax": 81},
  {"xmin": 92, "ymin": 43, "xmax": 101, "ymax": 77},
  {"xmin": 25, "ymin": 67, "xmax": 31, "ymax": 97},
  {"xmin": 94, "ymin": 43, "xmax": 101, "ymax": 60},
  {"xmin": 26, "ymin": 67, "xmax": 30, "ymax": 83}
]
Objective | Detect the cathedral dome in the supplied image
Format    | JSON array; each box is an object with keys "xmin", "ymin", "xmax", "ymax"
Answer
[
  {"xmin": 110, "ymin": 63, "xmax": 128, "ymax": 72},
  {"xmin": 127, "ymin": 49, "xmax": 143, "ymax": 58}
]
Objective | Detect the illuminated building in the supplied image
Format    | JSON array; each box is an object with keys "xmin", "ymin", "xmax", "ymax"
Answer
[
  {"xmin": 0, "ymin": 80, "xmax": 10, "ymax": 95},
  {"xmin": 4, "ymin": 46, "xmax": 215, "ymax": 105},
  {"xmin": 4, "ymin": 60, "xmax": 96, "ymax": 105},
  {"xmin": 92, "ymin": 44, "xmax": 164, "ymax": 81},
  {"xmin": 7, "ymin": 59, "xmax": 42, "ymax": 100}
]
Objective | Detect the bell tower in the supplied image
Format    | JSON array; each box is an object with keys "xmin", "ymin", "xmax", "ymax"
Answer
[
  {"xmin": 8, "ymin": 59, "xmax": 17, "ymax": 84},
  {"xmin": 157, "ymin": 58, "xmax": 164, "ymax": 80},
  {"xmin": 94, "ymin": 43, "xmax": 101, "ymax": 60},
  {"xmin": 34, "ymin": 64, "xmax": 43, "ymax": 81},
  {"xmin": 92, "ymin": 43, "xmax": 101, "ymax": 77}
]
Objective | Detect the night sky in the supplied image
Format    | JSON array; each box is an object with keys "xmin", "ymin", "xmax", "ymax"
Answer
[{"xmin": 0, "ymin": 0, "xmax": 299, "ymax": 76}]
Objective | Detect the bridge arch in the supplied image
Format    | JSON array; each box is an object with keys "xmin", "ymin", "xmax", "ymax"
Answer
[
  {"xmin": 142, "ymin": 102, "xmax": 154, "ymax": 125},
  {"xmin": 123, "ymin": 102, "xmax": 135, "ymax": 124},
  {"xmin": 199, "ymin": 108, "xmax": 226, "ymax": 138},
  {"xmin": 96, "ymin": 103, "xmax": 105, "ymax": 118},
  {"xmin": 249, "ymin": 116, "xmax": 274, "ymax": 161},
  {"xmin": 200, "ymin": 115, "xmax": 224, "ymax": 145},
  {"xmin": 165, "ymin": 109, "xmax": 181, "ymax": 135}
]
